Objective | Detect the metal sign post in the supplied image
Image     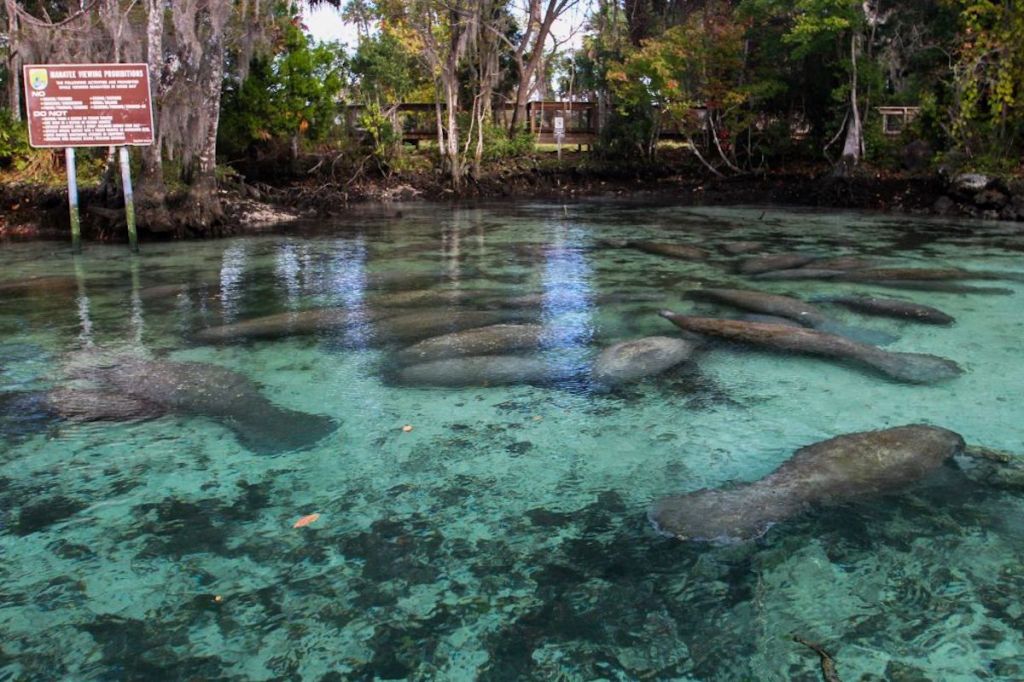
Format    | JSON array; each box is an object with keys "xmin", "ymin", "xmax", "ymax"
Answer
[
  {"xmin": 23, "ymin": 63, "xmax": 155, "ymax": 252},
  {"xmin": 65, "ymin": 148, "xmax": 82, "ymax": 254},
  {"xmin": 554, "ymin": 116, "xmax": 565, "ymax": 162},
  {"xmin": 119, "ymin": 146, "xmax": 138, "ymax": 253}
]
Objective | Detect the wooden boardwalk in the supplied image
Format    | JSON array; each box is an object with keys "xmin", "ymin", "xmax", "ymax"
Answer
[{"xmin": 345, "ymin": 101, "xmax": 601, "ymax": 147}]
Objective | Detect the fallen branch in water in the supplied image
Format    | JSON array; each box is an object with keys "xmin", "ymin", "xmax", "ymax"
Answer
[{"xmin": 793, "ymin": 635, "xmax": 842, "ymax": 682}]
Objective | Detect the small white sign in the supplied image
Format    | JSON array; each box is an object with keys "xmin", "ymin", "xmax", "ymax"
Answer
[{"xmin": 553, "ymin": 116, "xmax": 565, "ymax": 137}]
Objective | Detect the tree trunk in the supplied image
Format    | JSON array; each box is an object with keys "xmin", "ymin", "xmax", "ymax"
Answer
[
  {"xmin": 187, "ymin": 24, "xmax": 226, "ymax": 232},
  {"xmin": 434, "ymin": 91, "xmax": 445, "ymax": 162},
  {"xmin": 444, "ymin": 74, "xmax": 462, "ymax": 190},
  {"xmin": 139, "ymin": 0, "xmax": 171, "ymax": 232},
  {"xmin": 837, "ymin": 32, "xmax": 862, "ymax": 175},
  {"xmin": 508, "ymin": 0, "xmax": 563, "ymax": 136},
  {"xmin": 6, "ymin": 0, "xmax": 21, "ymax": 119}
]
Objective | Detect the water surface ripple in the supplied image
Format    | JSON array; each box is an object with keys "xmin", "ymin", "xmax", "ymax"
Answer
[{"xmin": 1, "ymin": 202, "xmax": 1023, "ymax": 680}]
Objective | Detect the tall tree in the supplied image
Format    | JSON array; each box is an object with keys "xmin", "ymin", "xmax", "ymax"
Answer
[
  {"xmin": 505, "ymin": 0, "xmax": 579, "ymax": 134},
  {"xmin": 378, "ymin": 0, "xmax": 479, "ymax": 189},
  {"xmin": 950, "ymin": 0, "xmax": 1024, "ymax": 156}
]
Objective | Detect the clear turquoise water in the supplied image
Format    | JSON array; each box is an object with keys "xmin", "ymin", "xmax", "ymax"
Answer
[{"xmin": 1, "ymin": 202, "xmax": 1023, "ymax": 681}]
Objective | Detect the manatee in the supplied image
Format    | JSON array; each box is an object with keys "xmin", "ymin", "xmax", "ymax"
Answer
[
  {"xmin": 193, "ymin": 308, "xmax": 383, "ymax": 344},
  {"xmin": 371, "ymin": 310, "xmax": 524, "ymax": 344},
  {"xmin": 721, "ymin": 241, "xmax": 766, "ymax": 255},
  {"xmin": 692, "ymin": 288, "xmax": 829, "ymax": 327},
  {"xmin": 805, "ymin": 256, "xmax": 879, "ymax": 271},
  {"xmin": 395, "ymin": 355, "xmax": 578, "ymax": 387},
  {"xmin": 394, "ymin": 324, "xmax": 549, "ymax": 365},
  {"xmin": 368, "ymin": 288, "xmax": 488, "ymax": 307},
  {"xmin": 690, "ymin": 288, "xmax": 898, "ymax": 345},
  {"xmin": 860, "ymin": 281, "xmax": 1015, "ymax": 295},
  {"xmin": 752, "ymin": 268, "xmax": 845, "ymax": 281},
  {"xmin": 822, "ymin": 295, "xmax": 955, "ymax": 325},
  {"xmin": 592, "ymin": 336, "xmax": 698, "ymax": 385},
  {"xmin": 0, "ymin": 391, "xmax": 62, "ymax": 443},
  {"xmin": 137, "ymin": 283, "xmax": 193, "ymax": 301},
  {"xmin": 492, "ymin": 291, "xmax": 664, "ymax": 308},
  {"xmin": 837, "ymin": 267, "xmax": 996, "ymax": 282},
  {"xmin": 738, "ymin": 314, "xmax": 803, "ymax": 328},
  {"xmin": 659, "ymin": 312, "xmax": 961, "ymax": 383},
  {"xmin": 49, "ymin": 355, "xmax": 337, "ymax": 455},
  {"xmin": 625, "ymin": 241, "xmax": 709, "ymax": 261},
  {"xmin": 751, "ymin": 257, "xmax": 878, "ymax": 280},
  {"xmin": 0, "ymin": 276, "xmax": 79, "ymax": 297},
  {"xmin": 649, "ymin": 425, "xmax": 965, "ymax": 542},
  {"xmin": 738, "ymin": 254, "xmax": 815, "ymax": 275}
]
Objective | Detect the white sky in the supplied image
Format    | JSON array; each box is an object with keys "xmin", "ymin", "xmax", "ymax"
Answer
[{"xmin": 300, "ymin": 2, "xmax": 590, "ymax": 52}]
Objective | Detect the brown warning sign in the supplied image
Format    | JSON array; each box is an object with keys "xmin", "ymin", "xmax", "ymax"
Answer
[{"xmin": 23, "ymin": 63, "xmax": 154, "ymax": 148}]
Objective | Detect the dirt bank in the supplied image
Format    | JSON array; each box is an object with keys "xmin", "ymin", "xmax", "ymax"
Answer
[{"xmin": 1, "ymin": 160, "xmax": 1020, "ymax": 243}]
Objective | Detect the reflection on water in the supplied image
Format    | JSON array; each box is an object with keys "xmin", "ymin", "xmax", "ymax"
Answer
[
  {"xmin": 73, "ymin": 258, "xmax": 94, "ymax": 349},
  {"xmin": 330, "ymin": 237, "xmax": 370, "ymax": 348},
  {"xmin": 1, "ymin": 202, "xmax": 1023, "ymax": 680},
  {"xmin": 218, "ymin": 241, "xmax": 248, "ymax": 323},
  {"xmin": 273, "ymin": 241, "xmax": 303, "ymax": 308},
  {"xmin": 541, "ymin": 225, "xmax": 596, "ymax": 387}
]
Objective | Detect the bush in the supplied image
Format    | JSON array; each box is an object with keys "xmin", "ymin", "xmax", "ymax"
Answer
[
  {"xmin": 0, "ymin": 108, "xmax": 30, "ymax": 169},
  {"xmin": 594, "ymin": 105, "xmax": 658, "ymax": 162},
  {"xmin": 481, "ymin": 123, "xmax": 534, "ymax": 162}
]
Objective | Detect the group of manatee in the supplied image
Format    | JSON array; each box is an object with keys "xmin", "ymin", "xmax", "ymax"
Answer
[
  {"xmin": 600, "ymin": 238, "xmax": 1022, "ymax": 542},
  {"xmin": 4, "ymin": 227, "xmax": 1021, "ymax": 544}
]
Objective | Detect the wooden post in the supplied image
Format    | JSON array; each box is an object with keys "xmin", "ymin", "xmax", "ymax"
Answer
[
  {"xmin": 65, "ymin": 147, "xmax": 81, "ymax": 254},
  {"xmin": 119, "ymin": 146, "xmax": 139, "ymax": 253}
]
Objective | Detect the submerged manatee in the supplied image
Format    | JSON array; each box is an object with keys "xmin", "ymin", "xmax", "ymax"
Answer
[
  {"xmin": 721, "ymin": 241, "xmax": 766, "ymax": 255},
  {"xmin": 649, "ymin": 425, "xmax": 965, "ymax": 542},
  {"xmin": 659, "ymin": 312, "xmax": 961, "ymax": 383},
  {"xmin": 591, "ymin": 336, "xmax": 698, "ymax": 386},
  {"xmin": 0, "ymin": 276, "xmax": 79, "ymax": 297},
  {"xmin": 804, "ymin": 256, "xmax": 879, "ymax": 271},
  {"xmin": 858, "ymin": 280, "xmax": 1015, "ymax": 295},
  {"xmin": 738, "ymin": 254, "xmax": 815, "ymax": 275},
  {"xmin": 193, "ymin": 308, "xmax": 381, "ymax": 344},
  {"xmin": 368, "ymin": 288, "xmax": 489, "ymax": 307},
  {"xmin": 138, "ymin": 283, "xmax": 194, "ymax": 301},
  {"xmin": 752, "ymin": 268, "xmax": 845, "ymax": 281},
  {"xmin": 0, "ymin": 391, "xmax": 62, "ymax": 442},
  {"xmin": 371, "ymin": 310, "xmax": 524, "ymax": 344},
  {"xmin": 691, "ymin": 288, "xmax": 897, "ymax": 345},
  {"xmin": 395, "ymin": 355, "xmax": 578, "ymax": 387},
  {"xmin": 394, "ymin": 324, "xmax": 548, "ymax": 365},
  {"xmin": 821, "ymin": 295, "xmax": 955, "ymax": 325},
  {"xmin": 837, "ymin": 267, "xmax": 1000, "ymax": 282},
  {"xmin": 625, "ymin": 241, "xmax": 709, "ymax": 261},
  {"xmin": 692, "ymin": 288, "xmax": 829, "ymax": 327},
  {"xmin": 738, "ymin": 314, "xmax": 803, "ymax": 328},
  {"xmin": 51, "ymin": 356, "xmax": 337, "ymax": 455}
]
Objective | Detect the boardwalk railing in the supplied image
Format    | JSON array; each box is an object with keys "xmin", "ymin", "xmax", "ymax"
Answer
[
  {"xmin": 345, "ymin": 101, "xmax": 601, "ymax": 146},
  {"xmin": 343, "ymin": 101, "xmax": 870, "ymax": 147}
]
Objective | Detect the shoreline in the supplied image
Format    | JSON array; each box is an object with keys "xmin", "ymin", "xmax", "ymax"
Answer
[{"xmin": 1, "ymin": 164, "xmax": 1021, "ymax": 242}]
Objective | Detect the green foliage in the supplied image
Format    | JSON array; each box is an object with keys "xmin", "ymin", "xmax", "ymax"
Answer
[
  {"xmin": 782, "ymin": 0, "xmax": 861, "ymax": 57},
  {"xmin": 0, "ymin": 109, "xmax": 30, "ymax": 168},
  {"xmin": 219, "ymin": 19, "xmax": 347, "ymax": 158},
  {"xmin": 862, "ymin": 116, "xmax": 902, "ymax": 168},
  {"xmin": 479, "ymin": 123, "xmax": 534, "ymax": 162},
  {"xmin": 605, "ymin": 2, "xmax": 779, "ymax": 169},
  {"xmin": 357, "ymin": 101, "xmax": 402, "ymax": 168},
  {"xmin": 350, "ymin": 31, "xmax": 423, "ymax": 104},
  {"xmin": 594, "ymin": 105, "xmax": 659, "ymax": 161},
  {"xmin": 950, "ymin": 0, "xmax": 1024, "ymax": 159}
]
